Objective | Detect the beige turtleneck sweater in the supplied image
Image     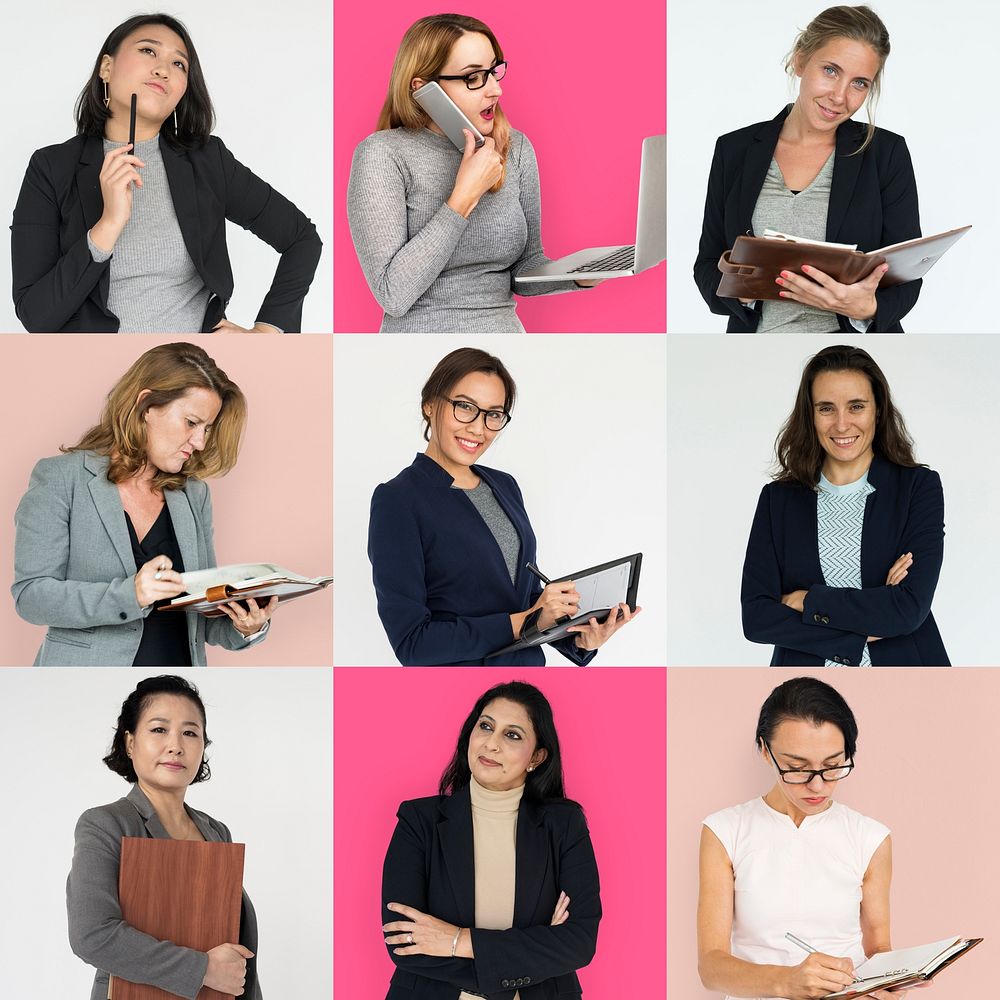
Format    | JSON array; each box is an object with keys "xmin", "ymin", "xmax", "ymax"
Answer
[{"xmin": 459, "ymin": 777, "xmax": 524, "ymax": 1000}]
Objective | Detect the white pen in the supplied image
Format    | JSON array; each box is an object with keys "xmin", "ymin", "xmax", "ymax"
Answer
[{"xmin": 785, "ymin": 932, "xmax": 862, "ymax": 984}]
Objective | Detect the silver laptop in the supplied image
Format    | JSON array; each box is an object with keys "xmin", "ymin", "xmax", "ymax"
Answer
[{"xmin": 515, "ymin": 134, "xmax": 665, "ymax": 283}]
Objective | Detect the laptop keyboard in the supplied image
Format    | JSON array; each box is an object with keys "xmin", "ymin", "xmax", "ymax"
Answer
[{"xmin": 568, "ymin": 245, "xmax": 636, "ymax": 273}]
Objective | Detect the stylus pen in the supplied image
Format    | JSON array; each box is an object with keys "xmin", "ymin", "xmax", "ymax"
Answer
[
  {"xmin": 128, "ymin": 93, "xmax": 137, "ymax": 149},
  {"xmin": 524, "ymin": 562, "xmax": 551, "ymax": 585},
  {"xmin": 785, "ymin": 933, "xmax": 862, "ymax": 983}
]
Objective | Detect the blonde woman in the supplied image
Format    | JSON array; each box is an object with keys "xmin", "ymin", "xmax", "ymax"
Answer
[
  {"xmin": 694, "ymin": 5, "xmax": 921, "ymax": 333},
  {"xmin": 12, "ymin": 342, "xmax": 276, "ymax": 666},
  {"xmin": 347, "ymin": 13, "xmax": 597, "ymax": 333}
]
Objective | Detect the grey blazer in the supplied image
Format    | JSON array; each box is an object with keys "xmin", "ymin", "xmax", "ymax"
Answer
[
  {"xmin": 67, "ymin": 784, "xmax": 262, "ymax": 1000},
  {"xmin": 12, "ymin": 450, "xmax": 264, "ymax": 665}
]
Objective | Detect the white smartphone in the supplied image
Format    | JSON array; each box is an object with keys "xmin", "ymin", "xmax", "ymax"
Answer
[{"xmin": 412, "ymin": 81, "xmax": 485, "ymax": 151}]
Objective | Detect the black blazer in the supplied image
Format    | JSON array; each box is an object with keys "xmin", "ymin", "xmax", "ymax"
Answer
[
  {"xmin": 741, "ymin": 456, "xmax": 949, "ymax": 666},
  {"xmin": 11, "ymin": 133, "xmax": 322, "ymax": 332},
  {"xmin": 694, "ymin": 106, "xmax": 921, "ymax": 333},
  {"xmin": 381, "ymin": 784, "xmax": 601, "ymax": 1000}
]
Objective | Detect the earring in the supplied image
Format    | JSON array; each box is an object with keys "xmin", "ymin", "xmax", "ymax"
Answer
[
  {"xmin": 173, "ymin": 108, "xmax": 179, "ymax": 132},
  {"xmin": 527, "ymin": 766, "xmax": 534, "ymax": 772},
  {"xmin": 103, "ymin": 80, "xmax": 110, "ymax": 109}
]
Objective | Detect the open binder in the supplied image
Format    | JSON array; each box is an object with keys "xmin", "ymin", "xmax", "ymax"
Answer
[{"xmin": 716, "ymin": 225, "xmax": 971, "ymax": 301}]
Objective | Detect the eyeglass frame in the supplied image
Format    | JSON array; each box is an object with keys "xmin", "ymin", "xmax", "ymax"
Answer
[
  {"xmin": 762, "ymin": 738, "xmax": 855, "ymax": 784},
  {"xmin": 441, "ymin": 396, "xmax": 512, "ymax": 430},
  {"xmin": 435, "ymin": 61, "xmax": 508, "ymax": 91}
]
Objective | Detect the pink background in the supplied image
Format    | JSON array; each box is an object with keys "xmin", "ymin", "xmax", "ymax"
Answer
[
  {"xmin": 0, "ymin": 335, "xmax": 332, "ymax": 666},
  {"xmin": 333, "ymin": 666, "xmax": 667, "ymax": 995},
  {"xmin": 667, "ymin": 668, "xmax": 1000, "ymax": 999},
  {"xmin": 333, "ymin": 1, "xmax": 667, "ymax": 333}
]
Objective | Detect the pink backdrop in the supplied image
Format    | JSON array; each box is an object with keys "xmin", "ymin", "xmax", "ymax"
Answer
[
  {"xmin": 334, "ymin": 666, "xmax": 667, "ymax": 995},
  {"xmin": 666, "ymin": 668, "xmax": 999, "ymax": 999},
  {"xmin": 333, "ymin": 1, "xmax": 667, "ymax": 333},
  {"xmin": 0, "ymin": 335, "xmax": 332, "ymax": 666}
]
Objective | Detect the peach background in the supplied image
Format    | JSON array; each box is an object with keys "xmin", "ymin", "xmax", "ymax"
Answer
[
  {"xmin": 667, "ymin": 668, "xmax": 1000, "ymax": 999},
  {"xmin": 0, "ymin": 335, "xmax": 332, "ymax": 666},
  {"xmin": 334, "ymin": 666, "xmax": 667, "ymax": 996}
]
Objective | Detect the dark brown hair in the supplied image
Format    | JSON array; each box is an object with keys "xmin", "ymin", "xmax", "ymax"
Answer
[
  {"xmin": 420, "ymin": 347, "xmax": 516, "ymax": 442},
  {"xmin": 774, "ymin": 344, "xmax": 920, "ymax": 488}
]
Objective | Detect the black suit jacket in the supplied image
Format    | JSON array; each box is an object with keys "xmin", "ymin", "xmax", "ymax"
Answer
[
  {"xmin": 694, "ymin": 106, "xmax": 921, "ymax": 333},
  {"xmin": 741, "ymin": 456, "xmax": 949, "ymax": 666},
  {"xmin": 11, "ymin": 133, "xmax": 321, "ymax": 332},
  {"xmin": 381, "ymin": 785, "xmax": 601, "ymax": 1000}
]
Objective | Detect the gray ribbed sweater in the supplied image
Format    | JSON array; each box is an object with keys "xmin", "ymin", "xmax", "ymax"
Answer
[{"xmin": 347, "ymin": 126, "xmax": 576, "ymax": 332}]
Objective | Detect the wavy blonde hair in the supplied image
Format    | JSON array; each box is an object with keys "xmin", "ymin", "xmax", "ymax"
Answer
[
  {"xmin": 377, "ymin": 13, "xmax": 509, "ymax": 193},
  {"xmin": 65, "ymin": 342, "xmax": 247, "ymax": 491}
]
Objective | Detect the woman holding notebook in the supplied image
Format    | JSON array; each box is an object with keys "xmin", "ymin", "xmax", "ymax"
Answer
[{"xmin": 694, "ymin": 5, "xmax": 921, "ymax": 333}]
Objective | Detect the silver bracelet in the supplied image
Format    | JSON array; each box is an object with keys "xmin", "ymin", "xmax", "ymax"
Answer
[{"xmin": 451, "ymin": 927, "xmax": 463, "ymax": 958}]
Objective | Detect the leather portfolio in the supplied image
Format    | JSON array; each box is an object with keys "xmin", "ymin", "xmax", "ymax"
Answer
[
  {"xmin": 111, "ymin": 837, "xmax": 245, "ymax": 1000},
  {"xmin": 716, "ymin": 225, "xmax": 971, "ymax": 301}
]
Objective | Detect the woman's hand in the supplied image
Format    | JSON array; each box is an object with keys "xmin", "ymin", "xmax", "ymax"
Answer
[
  {"xmin": 203, "ymin": 942, "xmax": 253, "ymax": 996},
  {"xmin": 90, "ymin": 144, "xmax": 145, "ymax": 252},
  {"xmin": 383, "ymin": 902, "xmax": 462, "ymax": 957},
  {"xmin": 447, "ymin": 130, "xmax": 504, "ymax": 218},
  {"xmin": 532, "ymin": 581, "xmax": 582, "ymax": 630},
  {"xmin": 550, "ymin": 891, "xmax": 570, "ymax": 925},
  {"xmin": 779, "ymin": 952, "xmax": 856, "ymax": 999},
  {"xmin": 217, "ymin": 595, "xmax": 278, "ymax": 636},
  {"xmin": 775, "ymin": 262, "xmax": 888, "ymax": 322},
  {"xmin": 781, "ymin": 590, "xmax": 808, "ymax": 613},
  {"xmin": 886, "ymin": 551, "xmax": 913, "ymax": 586},
  {"xmin": 134, "ymin": 556, "xmax": 186, "ymax": 609},
  {"xmin": 567, "ymin": 602, "xmax": 642, "ymax": 650},
  {"xmin": 212, "ymin": 320, "xmax": 282, "ymax": 333}
]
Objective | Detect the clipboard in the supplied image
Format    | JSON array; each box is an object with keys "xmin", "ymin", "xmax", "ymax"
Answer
[{"xmin": 489, "ymin": 552, "xmax": 641, "ymax": 658}]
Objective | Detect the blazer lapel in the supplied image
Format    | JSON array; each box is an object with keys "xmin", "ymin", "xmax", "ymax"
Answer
[
  {"xmin": 160, "ymin": 137, "xmax": 205, "ymax": 274},
  {"xmin": 472, "ymin": 465, "xmax": 531, "ymax": 595},
  {"xmin": 85, "ymin": 453, "xmax": 136, "ymax": 576},
  {"xmin": 740, "ymin": 108, "xmax": 789, "ymax": 235},
  {"xmin": 438, "ymin": 786, "xmax": 476, "ymax": 928},
  {"xmin": 164, "ymin": 487, "xmax": 199, "ymax": 574},
  {"xmin": 75, "ymin": 137, "xmax": 106, "ymax": 230},
  {"xmin": 513, "ymin": 796, "xmax": 549, "ymax": 927},
  {"xmin": 826, "ymin": 123, "xmax": 864, "ymax": 244},
  {"xmin": 788, "ymin": 483, "xmax": 825, "ymax": 588},
  {"xmin": 859, "ymin": 456, "xmax": 886, "ymax": 587},
  {"xmin": 125, "ymin": 784, "xmax": 220, "ymax": 841}
]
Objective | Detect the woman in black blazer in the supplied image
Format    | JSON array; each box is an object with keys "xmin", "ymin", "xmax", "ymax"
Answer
[
  {"xmin": 11, "ymin": 13, "xmax": 321, "ymax": 333},
  {"xmin": 367, "ymin": 347, "xmax": 639, "ymax": 666},
  {"xmin": 695, "ymin": 5, "xmax": 920, "ymax": 333},
  {"xmin": 381, "ymin": 680, "xmax": 600, "ymax": 1000},
  {"xmin": 741, "ymin": 345, "xmax": 948, "ymax": 666}
]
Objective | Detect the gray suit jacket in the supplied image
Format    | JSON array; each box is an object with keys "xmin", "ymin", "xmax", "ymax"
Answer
[
  {"xmin": 12, "ymin": 451, "xmax": 264, "ymax": 665},
  {"xmin": 67, "ymin": 784, "xmax": 262, "ymax": 1000}
]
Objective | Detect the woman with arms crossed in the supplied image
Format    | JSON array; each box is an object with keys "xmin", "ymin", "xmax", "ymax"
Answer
[
  {"xmin": 381, "ymin": 680, "xmax": 600, "ymax": 999},
  {"xmin": 694, "ymin": 5, "xmax": 920, "ymax": 333},
  {"xmin": 11, "ymin": 13, "xmax": 321, "ymax": 332},
  {"xmin": 741, "ymin": 345, "xmax": 947, "ymax": 666}
]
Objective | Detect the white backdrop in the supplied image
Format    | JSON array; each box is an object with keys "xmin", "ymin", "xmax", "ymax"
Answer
[
  {"xmin": 666, "ymin": 334, "xmax": 1000, "ymax": 665},
  {"xmin": 333, "ymin": 334, "xmax": 668, "ymax": 666},
  {"xmin": 667, "ymin": 0, "xmax": 1000, "ymax": 333},
  {"xmin": 0, "ymin": 667, "xmax": 332, "ymax": 998},
  {"xmin": 0, "ymin": 0, "xmax": 332, "ymax": 332}
]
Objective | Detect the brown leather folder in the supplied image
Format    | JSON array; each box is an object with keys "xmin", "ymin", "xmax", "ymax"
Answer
[
  {"xmin": 111, "ymin": 838, "xmax": 245, "ymax": 1000},
  {"xmin": 716, "ymin": 225, "xmax": 971, "ymax": 301}
]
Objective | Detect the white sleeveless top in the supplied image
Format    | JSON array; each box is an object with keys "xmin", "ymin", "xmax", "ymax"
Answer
[{"xmin": 703, "ymin": 797, "xmax": 890, "ymax": 1000}]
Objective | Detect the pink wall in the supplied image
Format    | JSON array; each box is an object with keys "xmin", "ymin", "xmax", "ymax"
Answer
[
  {"xmin": 0, "ymin": 335, "xmax": 332, "ymax": 666},
  {"xmin": 667, "ymin": 668, "xmax": 998, "ymax": 998},
  {"xmin": 334, "ymin": 666, "xmax": 667, "ymax": 995},
  {"xmin": 333, "ymin": 1, "xmax": 667, "ymax": 333}
]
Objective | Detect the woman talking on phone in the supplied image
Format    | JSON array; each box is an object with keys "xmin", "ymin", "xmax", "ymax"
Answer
[
  {"xmin": 11, "ymin": 13, "xmax": 321, "ymax": 333},
  {"xmin": 347, "ymin": 13, "xmax": 598, "ymax": 333}
]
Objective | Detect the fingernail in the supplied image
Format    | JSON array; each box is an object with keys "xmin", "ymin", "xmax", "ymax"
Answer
[{"xmin": 802, "ymin": 265, "xmax": 811, "ymax": 272}]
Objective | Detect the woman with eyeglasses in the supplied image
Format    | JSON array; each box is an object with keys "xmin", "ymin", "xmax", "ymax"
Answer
[
  {"xmin": 347, "ymin": 13, "xmax": 599, "ymax": 333},
  {"xmin": 367, "ymin": 347, "xmax": 638, "ymax": 665},
  {"xmin": 698, "ymin": 677, "xmax": 910, "ymax": 1000}
]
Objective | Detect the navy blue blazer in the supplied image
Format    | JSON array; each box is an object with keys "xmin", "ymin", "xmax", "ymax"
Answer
[
  {"xmin": 741, "ymin": 456, "xmax": 949, "ymax": 666},
  {"xmin": 694, "ymin": 106, "xmax": 921, "ymax": 333},
  {"xmin": 381, "ymin": 784, "xmax": 601, "ymax": 1000},
  {"xmin": 368, "ymin": 454, "xmax": 596, "ymax": 666}
]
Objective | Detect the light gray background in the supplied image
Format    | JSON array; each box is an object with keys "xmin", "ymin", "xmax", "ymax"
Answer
[
  {"xmin": 667, "ymin": 0, "xmax": 1000, "ymax": 333},
  {"xmin": 0, "ymin": 0, "xmax": 331, "ymax": 332},
  {"xmin": 333, "ymin": 334, "xmax": 668, "ymax": 666},
  {"xmin": 0, "ymin": 667, "xmax": 332, "ymax": 998},
  {"xmin": 666, "ymin": 334, "xmax": 1000, "ymax": 665}
]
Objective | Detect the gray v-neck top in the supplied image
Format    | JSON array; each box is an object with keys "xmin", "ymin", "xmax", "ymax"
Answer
[{"xmin": 455, "ymin": 479, "xmax": 520, "ymax": 584}]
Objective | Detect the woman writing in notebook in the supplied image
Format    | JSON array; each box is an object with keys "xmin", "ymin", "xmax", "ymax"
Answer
[
  {"xmin": 12, "ymin": 342, "xmax": 276, "ymax": 666},
  {"xmin": 741, "ymin": 345, "xmax": 948, "ymax": 667},
  {"xmin": 367, "ymin": 347, "xmax": 639, "ymax": 665},
  {"xmin": 694, "ymin": 5, "xmax": 921, "ymax": 333},
  {"xmin": 698, "ymin": 677, "xmax": 912, "ymax": 999}
]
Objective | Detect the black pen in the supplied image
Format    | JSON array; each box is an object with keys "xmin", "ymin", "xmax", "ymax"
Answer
[
  {"xmin": 128, "ymin": 92, "xmax": 137, "ymax": 149},
  {"xmin": 524, "ymin": 562, "xmax": 551, "ymax": 585}
]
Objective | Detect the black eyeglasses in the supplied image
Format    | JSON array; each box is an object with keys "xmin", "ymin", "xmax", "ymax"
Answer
[
  {"xmin": 436, "ymin": 61, "xmax": 507, "ymax": 91},
  {"xmin": 443, "ymin": 397, "xmax": 511, "ymax": 431},
  {"xmin": 763, "ymin": 739, "xmax": 854, "ymax": 784}
]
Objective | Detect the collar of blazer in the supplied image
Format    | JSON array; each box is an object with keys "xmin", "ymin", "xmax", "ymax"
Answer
[
  {"xmin": 740, "ymin": 104, "xmax": 867, "ymax": 247},
  {"xmin": 436, "ymin": 782, "xmax": 551, "ymax": 931},
  {"xmin": 124, "ymin": 782, "xmax": 220, "ymax": 841}
]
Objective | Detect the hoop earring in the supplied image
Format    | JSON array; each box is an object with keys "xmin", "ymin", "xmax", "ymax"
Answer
[{"xmin": 103, "ymin": 80, "xmax": 110, "ymax": 109}]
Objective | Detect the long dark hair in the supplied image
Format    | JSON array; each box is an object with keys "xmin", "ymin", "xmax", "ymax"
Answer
[
  {"xmin": 755, "ymin": 676, "xmax": 859, "ymax": 759},
  {"xmin": 75, "ymin": 14, "xmax": 214, "ymax": 150},
  {"xmin": 774, "ymin": 344, "xmax": 921, "ymax": 488},
  {"xmin": 439, "ymin": 681, "xmax": 569, "ymax": 802}
]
